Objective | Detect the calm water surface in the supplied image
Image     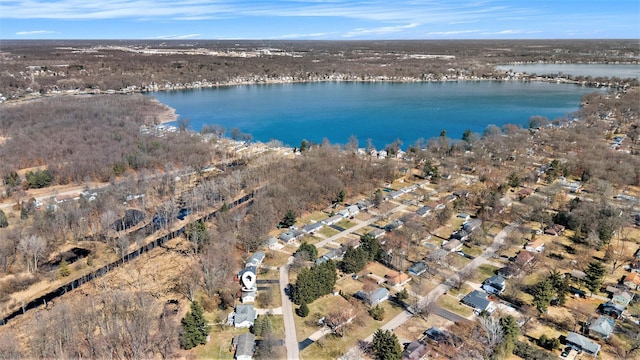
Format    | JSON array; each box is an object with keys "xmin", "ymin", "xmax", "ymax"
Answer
[{"xmin": 149, "ymin": 81, "xmax": 602, "ymax": 148}]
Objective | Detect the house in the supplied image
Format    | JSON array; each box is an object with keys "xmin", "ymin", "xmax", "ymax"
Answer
[
  {"xmin": 461, "ymin": 290, "xmax": 495, "ymax": 314},
  {"xmin": 246, "ymin": 252, "xmax": 265, "ymax": 268},
  {"xmin": 525, "ymin": 238, "xmax": 545, "ymax": 253},
  {"xmin": 315, "ymin": 247, "xmax": 345, "ymax": 264},
  {"xmin": 323, "ymin": 214, "xmax": 343, "ymax": 226},
  {"xmin": 497, "ymin": 265, "xmax": 519, "ymax": 279},
  {"xmin": 356, "ymin": 199, "xmax": 373, "ymax": 210},
  {"xmin": 234, "ymin": 304, "xmax": 257, "ymax": 328},
  {"xmin": 355, "ymin": 287, "xmax": 390, "ymax": 305},
  {"xmin": 408, "ymin": 261, "xmax": 428, "ymax": 276},
  {"xmin": 565, "ymin": 332, "xmax": 601, "ymax": 357},
  {"xmin": 416, "ymin": 206, "xmax": 432, "ymax": 217},
  {"xmin": 424, "ymin": 327, "xmax": 461, "ymax": 347},
  {"xmin": 384, "ymin": 220, "xmax": 404, "ymax": 232},
  {"xmin": 600, "ymin": 301, "xmax": 626, "ymax": 319},
  {"xmin": 301, "ymin": 221, "xmax": 324, "ymax": 234},
  {"xmin": 462, "ymin": 218, "xmax": 482, "ymax": 233},
  {"xmin": 386, "ymin": 190, "xmax": 405, "ymax": 200},
  {"xmin": 402, "ymin": 340, "xmax": 428, "ymax": 360},
  {"xmin": 482, "ymin": 275, "xmax": 507, "ymax": 295},
  {"xmin": 233, "ymin": 333, "xmax": 255, "ymax": 360},
  {"xmin": 265, "ymin": 237, "xmax": 280, "ymax": 250},
  {"xmin": 450, "ymin": 229, "xmax": 470, "ymax": 241},
  {"xmin": 385, "ymin": 271, "xmax": 411, "ymax": 287},
  {"xmin": 623, "ymin": 272, "xmax": 640, "ymax": 290},
  {"xmin": 442, "ymin": 239, "xmax": 463, "ymax": 252},
  {"xmin": 338, "ymin": 205, "xmax": 360, "ymax": 218},
  {"xmin": 279, "ymin": 230, "xmax": 302, "ymax": 244},
  {"xmin": 588, "ymin": 316, "xmax": 615, "ymax": 339},
  {"xmin": 515, "ymin": 250, "xmax": 535, "ymax": 266},
  {"xmin": 544, "ymin": 224, "xmax": 565, "ymax": 236},
  {"xmin": 368, "ymin": 228, "xmax": 386, "ymax": 239},
  {"xmin": 370, "ymin": 287, "xmax": 390, "ymax": 305},
  {"xmin": 456, "ymin": 213, "xmax": 471, "ymax": 221},
  {"xmin": 612, "ymin": 289, "xmax": 634, "ymax": 306}
]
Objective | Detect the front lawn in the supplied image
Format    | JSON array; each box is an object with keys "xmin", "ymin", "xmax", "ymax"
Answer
[{"xmin": 437, "ymin": 294, "xmax": 473, "ymax": 318}]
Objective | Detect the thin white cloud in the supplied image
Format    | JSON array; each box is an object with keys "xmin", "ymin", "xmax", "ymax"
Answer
[
  {"xmin": 15, "ymin": 30, "xmax": 56, "ymax": 35},
  {"xmin": 427, "ymin": 30, "xmax": 480, "ymax": 36},
  {"xmin": 343, "ymin": 23, "xmax": 420, "ymax": 38},
  {"xmin": 0, "ymin": 0, "xmax": 537, "ymax": 26},
  {"xmin": 481, "ymin": 29, "xmax": 542, "ymax": 35},
  {"xmin": 152, "ymin": 33, "xmax": 202, "ymax": 39}
]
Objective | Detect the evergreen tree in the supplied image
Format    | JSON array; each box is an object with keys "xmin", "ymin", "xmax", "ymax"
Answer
[
  {"xmin": 58, "ymin": 259, "xmax": 70, "ymax": 278},
  {"xmin": 280, "ymin": 210, "xmax": 297, "ymax": 228},
  {"xmin": 290, "ymin": 260, "xmax": 337, "ymax": 305},
  {"xmin": 340, "ymin": 246, "xmax": 368, "ymax": 273},
  {"xmin": 0, "ymin": 210, "xmax": 8, "ymax": 228},
  {"xmin": 371, "ymin": 329, "xmax": 402, "ymax": 360},
  {"xmin": 369, "ymin": 305, "xmax": 385, "ymax": 321},
  {"xmin": 336, "ymin": 189, "xmax": 346, "ymax": 204},
  {"xmin": 179, "ymin": 301, "xmax": 210, "ymax": 350},
  {"xmin": 359, "ymin": 233, "xmax": 381, "ymax": 261},
  {"xmin": 584, "ymin": 261, "xmax": 606, "ymax": 295},
  {"xmin": 297, "ymin": 242, "xmax": 318, "ymax": 261},
  {"xmin": 500, "ymin": 315, "xmax": 519, "ymax": 357},
  {"xmin": 396, "ymin": 288, "xmax": 409, "ymax": 301},
  {"xmin": 3, "ymin": 170, "xmax": 20, "ymax": 188},
  {"xmin": 373, "ymin": 189, "xmax": 384, "ymax": 208},
  {"xmin": 462, "ymin": 129, "xmax": 472, "ymax": 142},
  {"xmin": 548, "ymin": 269, "xmax": 570, "ymax": 305},
  {"xmin": 532, "ymin": 278, "xmax": 554, "ymax": 313},
  {"xmin": 296, "ymin": 302, "xmax": 309, "ymax": 317},
  {"xmin": 508, "ymin": 172, "xmax": 521, "ymax": 188}
]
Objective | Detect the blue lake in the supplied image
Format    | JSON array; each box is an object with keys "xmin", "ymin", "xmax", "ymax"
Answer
[{"xmin": 148, "ymin": 81, "xmax": 602, "ymax": 149}]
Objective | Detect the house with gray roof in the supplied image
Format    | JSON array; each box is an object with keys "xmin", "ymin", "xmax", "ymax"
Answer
[
  {"xmin": 461, "ymin": 290, "xmax": 495, "ymax": 314},
  {"xmin": 246, "ymin": 252, "xmax": 265, "ymax": 268},
  {"xmin": 482, "ymin": 275, "xmax": 506, "ymax": 295},
  {"xmin": 355, "ymin": 287, "xmax": 390, "ymax": 306},
  {"xmin": 566, "ymin": 332, "xmax": 601, "ymax": 357},
  {"xmin": 232, "ymin": 333, "xmax": 255, "ymax": 360},
  {"xmin": 301, "ymin": 221, "xmax": 324, "ymax": 234},
  {"xmin": 265, "ymin": 237, "xmax": 280, "ymax": 250},
  {"xmin": 279, "ymin": 229, "xmax": 303, "ymax": 244},
  {"xmin": 323, "ymin": 214, "xmax": 343, "ymax": 226},
  {"xmin": 589, "ymin": 316, "xmax": 615, "ymax": 339},
  {"xmin": 600, "ymin": 301, "xmax": 626, "ymax": 319},
  {"xmin": 368, "ymin": 228, "xmax": 386, "ymax": 239},
  {"xmin": 416, "ymin": 206, "xmax": 432, "ymax": 217},
  {"xmin": 234, "ymin": 304, "xmax": 257, "ymax": 328},
  {"xmin": 408, "ymin": 261, "xmax": 428, "ymax": 276},
  {"xmin": 462, "ymin": 218, "xmax": 483, "ymax": 233}
]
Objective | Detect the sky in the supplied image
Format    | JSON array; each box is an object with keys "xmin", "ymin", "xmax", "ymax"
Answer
[{"xmin": 1, "ymin": 0, "xmax": 639, "ymax": 40}]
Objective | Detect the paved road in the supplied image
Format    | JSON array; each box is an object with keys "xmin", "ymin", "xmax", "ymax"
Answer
[
  {"xmin": 339, "ymin": 224, "xmax": 515, "ymax": 358},
  {"xmin": 280, "ymin": 256, "xmax": 300, "ymax": 360}
]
